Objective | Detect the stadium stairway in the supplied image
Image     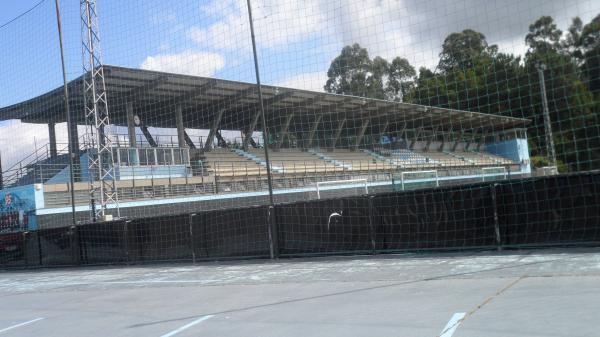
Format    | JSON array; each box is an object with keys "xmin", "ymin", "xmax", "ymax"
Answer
[
  {"xmin": 233, "ymin": 148, "xmax": 285, "ymax": 173},
  {"xmin": 307, "ymin": 149, "xmax": 353, "ymax": 170},
  {"xmin": 362, "ymin": 149, "xmax": 399, "ymax": 167},
  {"xmin": 443, "ymin": 150, "xmax": 475, "ymax": 164}
]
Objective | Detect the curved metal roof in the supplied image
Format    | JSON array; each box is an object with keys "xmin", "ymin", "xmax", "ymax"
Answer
[{"xmin": 0, "ymin": 65, "xmax": 529, "ymax": 133}]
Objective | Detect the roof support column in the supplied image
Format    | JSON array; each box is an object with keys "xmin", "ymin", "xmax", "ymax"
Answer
[
  {"xmin": 355, "ymin": 119, "xmax": 370, "ymax": 149},
  {"xmin": 331, "ymin": 118, "xmax": 346, "ymax": 149},
  {"xmin": 204, "ymin": 106, "xmax": 227, "ymax": 150},
  {"xmin": 175, "ymin": 104, "xmax": 186, "ymax": 148},
  {"xmin": 126, "ymin": 101, "xmax": 137, "ymax": 147},
  {"xmin": 410, "ymin": 127, "xmax": 422, "ymax": 150},
  {"xmin": 277, "ymin": 113, "xmax": 294, "ymax": 148},
  {"xmin": 452, "ymin": 130, "xmax": 464, "ymax": 151},
  {"xmin": 440, "ymin": 127, "xmax": 452, "ymax": 151},
  {"xmin": 48, "ymin": 122, "xmax": 58, "ymax": 158},
  {"xmin": 477, "ymin": 130, "xmax": 487, "ymax": 151},
  {"xmin": 379, "ymin": 120, "xmax": 389, "ymax": 140},
  {"xmin": 425, "ymin": 127, "xmax": 438, "ymax": 151},
  {"xmin": 306, "ymin": 115, "xmax": 323, "ymax": 148},
  {"xmin": 243, "ymin": 109, "xmax": 262, "ymax": 150}
]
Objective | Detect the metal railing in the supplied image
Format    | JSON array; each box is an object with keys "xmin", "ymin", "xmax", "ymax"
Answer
[{"xmin": 39, "ymin": 159, "xmax": 519, "ymax": 208}]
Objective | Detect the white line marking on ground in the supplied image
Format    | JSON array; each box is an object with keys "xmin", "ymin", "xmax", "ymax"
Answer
[
  {"xmin": 0, "ymin": 318, "xmax": 45, "ymax": 334},
  {"xmin": 159, "ymin": 315, "xmax": 214, "ymax": 337},
  {"xmin": 439, "ymin": 312, "xmax": 466, "ymax": 337}
]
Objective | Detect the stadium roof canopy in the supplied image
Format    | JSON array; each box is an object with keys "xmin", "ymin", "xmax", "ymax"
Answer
[{"xmin": 0, "ymin": 65, "xmax": 529, "ymax": 133}]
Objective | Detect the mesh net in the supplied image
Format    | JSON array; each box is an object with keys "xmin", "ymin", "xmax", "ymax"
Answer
[{"xmin": 0, "ymin": 0, "xmax": 599, "ymax": 264}]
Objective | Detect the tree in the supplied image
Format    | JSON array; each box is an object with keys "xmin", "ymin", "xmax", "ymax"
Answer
[
  {"xmin": 580, "ymin": 14, "xmax": 600, "ymax": 94},
  {"xmin": 438, "ymin": 29, "xmax": 497, "ymax": 72},
  {"xmin": 525, "ymin": 16, "xmax": 563, "ymax": 55},
  {"xmin": 386, "ymin": 57, "xmax": 416, "ymax": 102},
  {"xmin": 324, "ymin": 44, "xmax": 416, "ymax": 101},
  {"xmin": 324, "ymin": 44, "xmax": 384, "ymax": 98},
  {"xmin": 562, "ymin": 17, "xmax": 584, "ymax": 61}
]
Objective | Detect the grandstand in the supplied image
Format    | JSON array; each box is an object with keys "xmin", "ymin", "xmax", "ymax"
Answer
[{"xmin": 0, "ymin": 66, "xmax": 530, "ymax": 229}]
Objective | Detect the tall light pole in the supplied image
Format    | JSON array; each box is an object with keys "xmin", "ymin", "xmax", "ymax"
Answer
[
  {"xmin": 245, "ymin": 0, "xmax": 277, "ymax": 258},
  {"xmin": 54, "ymin": 0, "xmax": 77, "ymax": 225},
  {"xmin": 536, "ymin": 63, "xmax": 557, "ymax": 168}
]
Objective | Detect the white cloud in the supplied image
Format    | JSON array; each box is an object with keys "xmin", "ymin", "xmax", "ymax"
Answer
[
  {"xmin": 0, "ymin": 121, "xmax": 75, "ymax": 172},
  {"xmin": 185, "ymin": 0, "xmax": 600, "ymax": 73},
  {"xmin": 188, "ymin": 0, "xmax": 326, "ymax": 51},
  {"xmin": 140, "ymin": 50, "xmax": 225, "ymax": 77},
  {"xmin": 277, "ymin": 71, "xmax": 327, "ymax": 92}
]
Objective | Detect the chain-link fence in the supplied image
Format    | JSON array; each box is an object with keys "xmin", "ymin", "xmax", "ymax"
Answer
[{"xmin": 1, "ymin": 0, "xmax": 599, "ymax": 265}]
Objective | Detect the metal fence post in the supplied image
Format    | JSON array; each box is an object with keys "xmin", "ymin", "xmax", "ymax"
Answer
[
  {"xmin": 123, "ymin": 220, "xmax": 131, "ymax": 265},
  {"xmin": 267, "ymin": 205, "xmax": 279, "ymax": 259},
  {"xmin": 22, "ymin": 231, "xmax": 29, "ymax": 268},
  {"xmin": 189, "ymin": 213, "xmax": 197, "ymax": 263},
  {"xmin": 368, "ymin": 195, "xmax": 377, "ymax": 254},
  {"xmin": 491, "ymin": 183, "xmax": 502, "ymax": 250},
  {"xmin": 69, "ymin": 225, "xmax": 81, "ymax": 265}
]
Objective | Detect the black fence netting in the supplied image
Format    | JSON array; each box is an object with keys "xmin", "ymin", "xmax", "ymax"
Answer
[{"xmin": 1, "ymin": 171, "xmax": 599, "ymax": 269}]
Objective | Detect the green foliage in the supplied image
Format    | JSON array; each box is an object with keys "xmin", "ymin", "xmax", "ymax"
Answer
[
  {"xmin": 530, "ymin": 156, "xmax": 568, "ymax": 172},
  {"xmin": 325, "ymin": 14, "xmax": 600, "ymax": 172},
  {"xmin": 324, "ymin": 43, "xmax": 415, "ymax": 101}
]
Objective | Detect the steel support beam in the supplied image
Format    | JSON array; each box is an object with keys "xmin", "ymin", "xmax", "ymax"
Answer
[
  {"xmin": 204, "ymin": 106, "xmax": 228, "ymax": 150},
  {"xmin": 126, "ymin": 101, "xmax": 137, "ymax": 147},
  {"xmin": 306, "ymin": 115, "xmax": 323, "ymax": 148},
  {"xmin": 276, "ymin": 113, "xmax": 294, "ymax": 148},
  {"xmin": 355, "ymin": 119, "xmax": 370, "ymax": 148},
  {"xmin": 48, "ymin": 122, "xmax": 58, "ymax": 158},
  {"xmin": 175, "ymin": 104, "xmax": 185, "ymax": 148},
  {"xmin": 378, "ymin": 120, "xmax": 389, "ymax": 144},
  {"xmin": 242, "ymin": 91, "xmax": 294, "ymax": 150},
  {"xmin": 425, "ymin": 127, "xmax": 439, "ymax": 151},
  {"xmin": 410, "ymin": 127, "xmax": 423, "ymax": 150},
  {"xmin": 331, "ymin": 118, "xmax": 346, "ymax": 149},
  {"xmin": 81, "ymin": 0, "xmax": 119, "ymax": 220},
  {"xmin": 440, "ymin": 127, "xmax": 452, "ymax": 151},
  {"xmin": 140, "ymin": 126, "xmax": 157, "ymax": 147},
  {"xmin": 452, "ymin": 130, "xmax": 464, "ymax": 151},
  {"xmin": 183, "ymin": 131, "xmax": 196, "ymax": 149}
]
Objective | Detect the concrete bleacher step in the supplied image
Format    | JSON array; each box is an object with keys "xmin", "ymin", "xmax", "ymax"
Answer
[
  {"xmin": 467, "ymin": 150, "xmax": 505, "ymax": 165},
  {"xmin": 443, "ymin": 150, "xmax": 474, "ymax": 164},
  {"xmin": 308, "ymin": 149, "xmax": 353, "ymax": 169},
  {"xmin": 233, "ymin": 149, "xmax": 285, "ymax": 173},
  {"xmin": 361, "ymin": 149, "xmax": 398, "ymax": 166}
]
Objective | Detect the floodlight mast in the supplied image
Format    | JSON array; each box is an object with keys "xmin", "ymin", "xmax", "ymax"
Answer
[
  {"xmin": 536, "ymin": 63, "xmax": 557, "ymax": 168},
  {"xmin": 80, "ymin": 0, "xmax": 119, "ymax": 221}
]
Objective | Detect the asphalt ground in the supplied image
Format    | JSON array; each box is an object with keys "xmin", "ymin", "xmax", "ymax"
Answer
[{"xmin": 1, "ymin": 248, "xmax": 599, "ymax": 337}]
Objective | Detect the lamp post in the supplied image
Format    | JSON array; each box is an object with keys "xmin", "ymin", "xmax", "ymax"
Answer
[
  {"xmin": 246, "ymin": 0, "xmax": 277, "ymax": 259},
  {"xmin": 535, "ymin": 63, "xmax": 557, "ymax": 168},
  {"xmin": 54, "ymin": 0, "xmax": 77, "ymax": 225}
]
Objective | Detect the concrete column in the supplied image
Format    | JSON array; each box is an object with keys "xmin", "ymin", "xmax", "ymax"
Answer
[
  {"xmin": 410, "ymin": 127, "xmax": 422, "ymax": 150},
  {"xmin": 355, "ymin": 119, "xmax": 370, "ymax": 148},
  {"xmin": 277, "ymin": 113, "xmax": 294, "ymax": 148},
  {"xmin": 306, "ymin": 115, "xmax": 323, "ymax": 148},
  {"xmin": 126, "ymin": 101, "xmax": 137, "ymax": 147},
  {"xmin": 48, "ymin": 122, "xmax": 58, "ymax": 158},
  {"xmin": 175, "ymin": 104, "xmax": 186, "ymax": 148},
  {"xmin": 331, "ymin": 118, "xmax": 346, "ymax": 149},
  {"xmin": 204, "ymin": 106, "xmax": 227, "ymax": 150}
]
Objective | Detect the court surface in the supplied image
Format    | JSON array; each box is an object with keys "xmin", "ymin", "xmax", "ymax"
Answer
[{"xmin": 1, "ymin": 248, "xmax": 599, "ymax": 337}]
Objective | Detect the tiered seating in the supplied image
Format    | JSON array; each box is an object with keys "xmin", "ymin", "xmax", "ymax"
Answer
[
  {"xmin": 202, "ymin": 149, "xmax": 266, "ymax": 177},
  {"xmin": 319, "ymin": 149, "xmax": 393, "ymax": 171},
  {"xmin": 455, "ymin": 151, "xmax": 515, "ymax": 165},
  {"xmin": 248, "ymin": 148, "xmax": 336, "ymax": 174},
  {"xmin": 417, "ymin": 151, "xmax": 469, "ymax": 167},
  {"xmin": 387, "ymin": 149, "xmax": 433, "ymax": 168}
]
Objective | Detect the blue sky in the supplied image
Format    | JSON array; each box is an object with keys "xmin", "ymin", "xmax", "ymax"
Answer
[{"xmin": 2, "ymin": 0, "xmax": 600, "ymax": 107}]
